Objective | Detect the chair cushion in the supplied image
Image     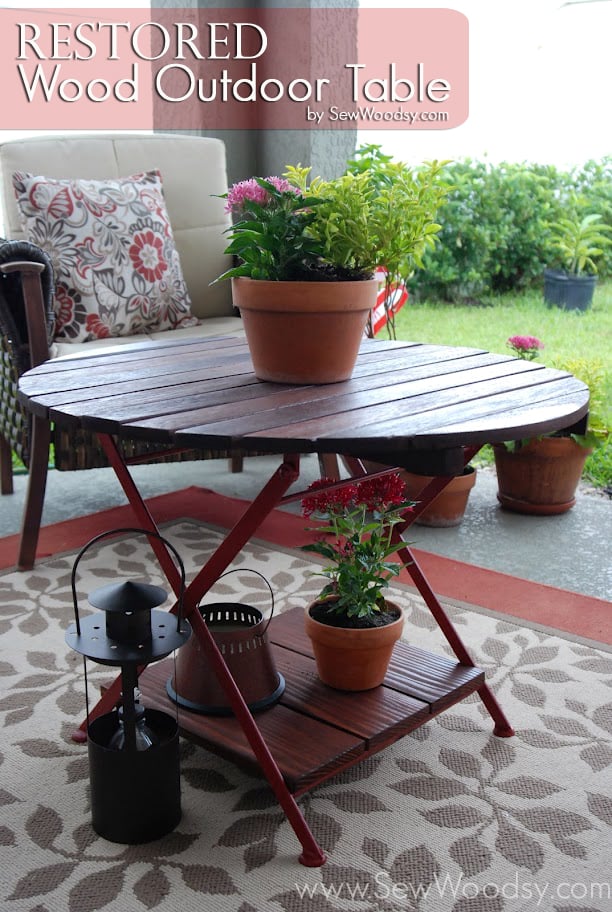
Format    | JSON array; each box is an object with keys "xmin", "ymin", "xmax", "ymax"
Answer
[{"xmin": 12, "ymin": 169, "xmax": 198, "ymax": 343}]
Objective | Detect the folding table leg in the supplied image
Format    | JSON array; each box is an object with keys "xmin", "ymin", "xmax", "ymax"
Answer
[
  {"xmin": 74, "ymin": 438, "xmax": 326, "ymax": 866},
  {"xmin": 340, "ymin": 452, "xmax": 515, "ymax": 737},
  {"xmin": 393, "ymin": 535, "xmax": 515, "ymax": 737}
]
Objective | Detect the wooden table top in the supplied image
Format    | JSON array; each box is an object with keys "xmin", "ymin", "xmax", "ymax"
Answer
[{"xmin": 18, "ymin": 335, "xmax": 589, "ymax": 470}]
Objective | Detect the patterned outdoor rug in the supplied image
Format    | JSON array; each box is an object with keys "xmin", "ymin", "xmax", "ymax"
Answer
[{"xmin": 1, "ymin": 520, "xmax": 611, "ymax": 912}]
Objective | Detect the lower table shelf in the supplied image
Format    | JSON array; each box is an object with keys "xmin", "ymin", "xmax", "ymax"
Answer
[{"xmin": 139, "ymin": 606, "xmax": 484, "ymax": 796}]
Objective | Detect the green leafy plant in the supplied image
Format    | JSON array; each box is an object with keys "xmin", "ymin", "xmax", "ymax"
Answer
[
  {"xmin": 548, "ymin": 204, "xmax": 612, "ymax": 275},
  {"xmin": 550, "ymin": 356, "xmax": 609, "ymax": 451},
  {"xmin": 342, "ymin": 145, "xmax": 450, "ymax": 336},
  {"xmin": 216, "ymin": 177, "xmax": 325, "ymax": 281},
  {"xmin": 301, "ymin": 473, "xmax": 413, "ymax": 626},
  {"xmin": 215, "ymin": 150, "xmax": 450, "ymax": 333}
]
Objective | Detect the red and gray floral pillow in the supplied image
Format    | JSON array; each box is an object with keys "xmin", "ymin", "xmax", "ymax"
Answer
[{"xmin": 12, "ymin": 169, "xmax": 198, "ymax": 343}]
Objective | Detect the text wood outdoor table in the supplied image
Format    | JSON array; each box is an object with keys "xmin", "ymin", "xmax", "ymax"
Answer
[{"xmin": 18, "ymin": 335, "xmax": 590, "ymax": 865}]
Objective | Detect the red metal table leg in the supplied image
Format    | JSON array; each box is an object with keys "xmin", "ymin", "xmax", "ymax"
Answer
[
  {"xmin": 336, "ymin": 451, "xmax": 515, "ymax": 737},
  {"xmin": 393, "ymin": 535, "xmax": 514, "ymax": 736},
  {"xmin": 75, "ymin": 439, "xmax": 326, "ymax": 865}
]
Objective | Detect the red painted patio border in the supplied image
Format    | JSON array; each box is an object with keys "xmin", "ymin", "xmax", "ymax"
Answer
[{"xmin": 1, "ymin": 485, "xmax": 609, "ymax": 645}]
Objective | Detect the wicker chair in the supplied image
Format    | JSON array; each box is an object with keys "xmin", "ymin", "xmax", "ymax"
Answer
[{"xmin": 0, "ymin": 134, "xmax": 250, "ymax": 570}]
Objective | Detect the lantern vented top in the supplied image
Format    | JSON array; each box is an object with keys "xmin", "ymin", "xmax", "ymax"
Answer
[{"xmin": 88, "ymin": 580, "xmax": 168, "ymax": 613}]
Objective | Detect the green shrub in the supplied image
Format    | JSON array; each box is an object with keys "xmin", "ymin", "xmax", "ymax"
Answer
[{"xmin": 413, "ymin": 157, "xmax": 612, "ymax": 301}]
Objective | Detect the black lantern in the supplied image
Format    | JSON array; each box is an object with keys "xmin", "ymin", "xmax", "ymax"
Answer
[{"xmin": 66, "ymin": 529, "xmax": 191, "ymax": 844}]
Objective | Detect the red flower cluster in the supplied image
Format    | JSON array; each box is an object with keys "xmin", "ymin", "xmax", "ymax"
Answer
[
  {"xmin": 357, "ymin": 473, "xmax": 407, "ymax": 511},
  {"xmin": 301, "ymin": 473, "xmax": 408, "ymax": 517},
  {"xmin": 507, "ymin": 335, "xmax": 544, "ymax": 360},
  {"xmin": 301, "ymin": 478, "xmax": 358, "ymax": 517}
]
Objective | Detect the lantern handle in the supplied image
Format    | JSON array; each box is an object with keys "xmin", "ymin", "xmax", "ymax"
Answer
[
  {"xmin": 206, "ymin": 568, "xmax": 275, "ymax": 636},
  {"xmin": 70, "ymin": 527, "xmax": 187, "ymax": 637}
]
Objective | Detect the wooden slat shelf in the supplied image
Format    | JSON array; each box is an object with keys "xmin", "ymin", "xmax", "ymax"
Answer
[{"xmin": 139, "ymin": 607, "xmax": 484, "ymax": 795}]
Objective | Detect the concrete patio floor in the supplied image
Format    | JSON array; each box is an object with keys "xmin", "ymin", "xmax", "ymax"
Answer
[{"xmin": 1, "ymin": 455, "xmax": 610, "ymax": 601}]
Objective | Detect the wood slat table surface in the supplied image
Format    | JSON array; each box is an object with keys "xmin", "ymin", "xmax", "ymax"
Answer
[{"xmin": 18, "ymin": 335, "xmax": 590, "ymax": 470}]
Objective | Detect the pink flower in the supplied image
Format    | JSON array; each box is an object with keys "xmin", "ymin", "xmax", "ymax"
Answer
[
  {"xmin": 507, "ymin": 335, "xmax": 544, "ymax": 360},
  {"xmin": 225, "ymin": 176, "xmax": 301, "ymax": 215}
]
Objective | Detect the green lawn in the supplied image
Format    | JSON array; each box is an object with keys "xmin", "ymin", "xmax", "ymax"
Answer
[{"xmin": 392, "ymin": 279, "xmax": 612, "ymax": 488}]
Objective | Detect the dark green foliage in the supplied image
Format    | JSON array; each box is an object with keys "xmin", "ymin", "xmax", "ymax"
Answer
[{"xmin": 414, "ymin": 158, "xmax": 612, "ymax": 302}]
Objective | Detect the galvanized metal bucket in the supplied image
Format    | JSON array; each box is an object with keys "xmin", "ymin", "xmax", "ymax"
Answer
[{"xmin": 167, "ymin": 569, "xmax": 285, "ymax": 715}]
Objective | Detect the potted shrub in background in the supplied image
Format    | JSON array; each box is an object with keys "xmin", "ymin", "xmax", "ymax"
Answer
[
  {"xmin": 301, "ymin": 473, "xmax": 412, "ymax": 691},
  {"xmin": 543, "ymin": 200, "xmax": 611, "ymax": 312},
  {"xmin": 493, "ymin": 335, "xmax": 599, "ymax": 514},
  {"xmin": 396, "ymin": 464, "xmax": 477, "ymax": 527},
  {"xmin": 360, "ymin": 459, "xmax": 477, "ymax": 527},
  {"xmin": 216, "ymin": 153, "xmax": 449, "ymax": 383}
]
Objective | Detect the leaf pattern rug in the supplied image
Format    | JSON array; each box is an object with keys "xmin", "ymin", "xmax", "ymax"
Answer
[{"xmin": 1, "ymin": 520, "xmax": 611, "ymax": 912}]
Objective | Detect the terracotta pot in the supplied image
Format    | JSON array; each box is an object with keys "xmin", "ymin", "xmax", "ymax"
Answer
[
  {"xmin": 398, "ymin": 466, "xmax": 477, "ymax": 527},
  {"xmin": 304, "ymin": 600, "xmax": 403, "ymax": 691},
  {"xmin": 231, "ymin": 277, "xmax": 377, "ymax": 384},
  {"xmin": 493, "ymin": 437, "xmax": 592, "ymax": 515},
  {"xmin": 362, "ymin": 462, "xmax": 476, "ymax": 527}
]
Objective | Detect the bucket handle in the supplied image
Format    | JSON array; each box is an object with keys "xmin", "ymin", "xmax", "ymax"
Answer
[{"xmin": 204, "ymin": 568, "xmax": 275, "ymax": 636}]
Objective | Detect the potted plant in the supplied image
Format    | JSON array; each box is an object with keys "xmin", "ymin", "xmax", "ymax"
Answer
[
  {"xmin": 300, "ymin": 472, "xmax": 413, "ymax": 691},
  {"xmin": 493, "ymin": 336, "xmax": 599, "ymax": 514},
  {"xmin": 394, "ymin": 464, "xmax": 477, "ymax": 527},
  {"xmin": 543, "ymin": 200, "xmax": 611, "ymax": 311},
  {"xmin": 216, "ymin": 153, "xmax": 449, "ymax": 383}
]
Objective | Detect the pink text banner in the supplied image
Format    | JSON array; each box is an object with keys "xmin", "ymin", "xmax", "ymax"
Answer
[{"xmin": 0, "ymin": 8, "xmax": 468, "ymax": 131}]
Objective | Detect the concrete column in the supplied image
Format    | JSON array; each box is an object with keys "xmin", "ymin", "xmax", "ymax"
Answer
[{"xmin": 152, "ymin": 0, "xmax": 357, "ymax": 182}]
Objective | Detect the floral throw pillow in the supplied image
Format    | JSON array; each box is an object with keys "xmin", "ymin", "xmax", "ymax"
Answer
[{"xmin": 12, "ymin": 169, "xmax": 197, "ymax": 343}]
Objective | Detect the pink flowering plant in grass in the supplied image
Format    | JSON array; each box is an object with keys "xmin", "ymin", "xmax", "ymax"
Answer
[
  {"xmin": 301, "ymin": 473, "xmax": 414, "ymax": 626},
  {"xmin": 507, "ymin": 334, "xmax": 544, "ymax": 360}
]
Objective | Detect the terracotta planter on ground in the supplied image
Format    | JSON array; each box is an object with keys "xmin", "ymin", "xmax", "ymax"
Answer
[
  {"xmin": 304, "ymin": 600, "xmax": 403, "ymax": 691},
  {"xmin": 231, "ymin": 276, "xmax": 377, "ymax": 384},
  {"xmin": 493, "ymin": 437, "xmax": 592, "ymax": 515},
  {"xmin": 363, "ymin": 462, "xmax": 477, "ymax": 527},
  {"xmin": 400, "ymin": 466, "xmax": 477, "ymax": 527}
]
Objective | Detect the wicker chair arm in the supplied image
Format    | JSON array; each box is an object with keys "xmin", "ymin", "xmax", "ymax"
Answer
[{"xmin": 0, "ymin": 239, "xmax": 55, "ymax": 372}]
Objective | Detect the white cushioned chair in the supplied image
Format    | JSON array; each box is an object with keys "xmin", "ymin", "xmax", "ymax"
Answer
[{"xmin": 0, "ymin": 133, "xmax": 248, "ymax": 569}]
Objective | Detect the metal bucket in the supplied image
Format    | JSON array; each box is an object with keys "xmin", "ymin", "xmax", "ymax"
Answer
[{"xmin": 167, "ymin": 570, "xmax": 285, "ymax": 715}]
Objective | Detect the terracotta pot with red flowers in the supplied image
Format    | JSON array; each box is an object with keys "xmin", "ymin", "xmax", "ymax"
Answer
[{"xmin": 301, "ymin": 473, "xmax": 413, "ymax": 691}]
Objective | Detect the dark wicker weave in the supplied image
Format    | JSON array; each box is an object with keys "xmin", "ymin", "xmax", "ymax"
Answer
[{"xmin": 0, "ymin": 240, "xmax": 54, "ymax": 469}]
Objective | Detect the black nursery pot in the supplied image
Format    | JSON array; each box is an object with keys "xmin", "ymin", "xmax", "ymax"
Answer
[
  {"xmin": 543, "ymin": 269, "xmax": 596, "ymax": 312},
  {"xmin": 87, "ymin": 709, "xmax": 181, "ymax": 844}
]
